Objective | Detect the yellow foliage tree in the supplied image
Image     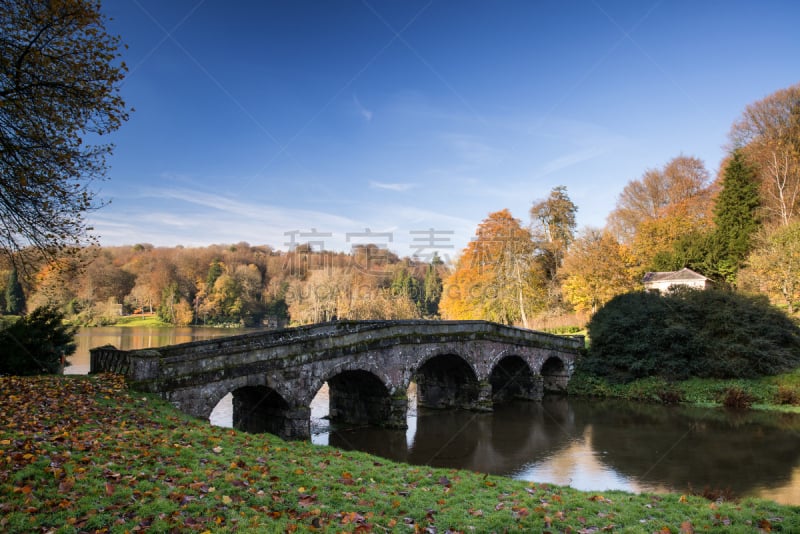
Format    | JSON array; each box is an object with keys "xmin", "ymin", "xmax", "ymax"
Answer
[
  {"xmin": 740, "ymin": 221, "xmax": 800, "ymax": 313},
  {"xmin": 561, "ymin": 229, "xmax": 640, "ymax": 314}
]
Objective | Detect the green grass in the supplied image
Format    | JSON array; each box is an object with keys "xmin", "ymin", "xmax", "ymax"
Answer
[
  {"xmin": 1, "ymin": 375, "xmax": 798, "ymax": 533},
  {"xmin": 112, "ymin": 315, "xmax": 171, "ymax": 327},
  {"xmin": 568, "ymin": 368, "xmax": 800, "ymax": 414}
]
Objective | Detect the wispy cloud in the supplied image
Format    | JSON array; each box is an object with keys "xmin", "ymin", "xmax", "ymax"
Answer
[
  {"xmin": 90, "ymin": 186, "xmax": 476, "ymax": 255},
  {"xmin": 92, "ymin": 188, "xmax": 361, "ymax": 248},
  {"xmin": 535, "ymin": 146, "xmax": 607, "ymax": 178},
  {"xmin": 353, "ymin": 94, "xmax": 373, "ymax": 122},
  {"xmin": 440, "ymin": 133, "xmax": 504, "ymax": 167},
  {"xmin": 369, "ymin": 181, "xmax": 416, "ymax": 192}
]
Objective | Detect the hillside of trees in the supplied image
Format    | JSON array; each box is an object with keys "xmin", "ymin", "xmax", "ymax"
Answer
[
  {"xmin": 0, "ymin": 244, "xmax": 445, "ymax": 327},
  {"xmin": 1, "ymin": 83, "xmax": 798, "ymax": 329}
]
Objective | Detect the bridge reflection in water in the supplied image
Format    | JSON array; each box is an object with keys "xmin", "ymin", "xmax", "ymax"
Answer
[{"xmin": 211, "ymin": 390, "xmax": 800, "ymax": 504}]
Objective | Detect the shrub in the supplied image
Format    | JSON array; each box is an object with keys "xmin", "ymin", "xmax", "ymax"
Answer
[
  {"xmin": 688, "ymin": 483, "xmax": 736, "ymax": 503},
  {"xmin": 0, "ymin": 307, "xmax": 76, "ymax": 375},
  {"xmin": 657, "ymin": 386, "xmax": 684, "ymax": 405},
  {"xmin": 776, "ymin": 386, "xmax": 800, "ymax": 406},
  {"xmin": 584, "ymin": 289, "xmax": 800, "ymax": 383},
  {"xmin": 721, "ymin": 386, "xmax": 755, "ymax": 409}
]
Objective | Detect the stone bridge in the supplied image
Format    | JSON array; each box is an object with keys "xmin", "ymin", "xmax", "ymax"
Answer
[{"xmin": 90, "ymin": 320, "xmax": 584, "ymax": 440}]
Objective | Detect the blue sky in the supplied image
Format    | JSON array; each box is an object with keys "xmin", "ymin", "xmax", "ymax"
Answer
[{"xmin": 94, "ymin": 0, "xmax": 800, "ymax": 259}]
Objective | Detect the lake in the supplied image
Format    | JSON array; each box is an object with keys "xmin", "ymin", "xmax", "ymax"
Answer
[{"xmin": 68, "ymin": 326, "xmax": 800, "ymax": 505}]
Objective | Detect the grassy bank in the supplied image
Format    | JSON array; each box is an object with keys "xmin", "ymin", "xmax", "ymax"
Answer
[
  {"xmin": 568, "ymin": 368, "xmax": 800, "ymax": 413},
  {"xmin": 1, "ymin": 375, "xmax": 798, "ymax": 533},
  {"xmin": 112, "ymin": 315, "xmax": 170, "ymax": 327},
  {"xmin": 85, "ymin": 315, "xmax": 246, "ymax": 328}
]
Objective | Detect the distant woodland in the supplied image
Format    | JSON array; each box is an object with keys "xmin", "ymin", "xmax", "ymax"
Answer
[
  {"xmin": 2, "ymin": 83, "xmax": 799, "ymax": 328},
  {"xmin": 0, "ymin": 243, "xmax": 446, "ymax": 327}
]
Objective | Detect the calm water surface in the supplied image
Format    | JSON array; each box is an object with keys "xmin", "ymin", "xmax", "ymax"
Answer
[
  {"xmin": 70, "ymin": 326, "xmax": 800, "ymax": 506},
  {"xmin": 67, "ymin": 325, "xmax": 262, "ymax": 374}
]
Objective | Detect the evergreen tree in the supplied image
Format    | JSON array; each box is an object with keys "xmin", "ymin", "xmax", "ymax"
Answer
[
  {"xmin": 390, "ymin": 263, "xmax": 423, "ymax": 313},
  {"xmin": 423, "ymin": 255, "xmax": 443, "ymax": 316},
  {"xmin": 206, "ymin": 259, "xmax": 223, "ymax": 288},
  {"xmin": 0, "ymin": 306, "xmax": 76, "ymax": 375},
  {"xmin": 707, "ymin": 151, "xmax": 761, "ymax": 284},
  {"xmin": 5, "ymin": 268, "xmax": 25, "ymax": 315}
]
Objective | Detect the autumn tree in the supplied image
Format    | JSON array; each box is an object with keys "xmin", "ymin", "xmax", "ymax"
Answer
[
  {"xmin": 79, "ymin": 249, "xmax": 135, "ymax": 305},
  {"xmin": 0, "ymin": 0, "xmax": 129, "ymax": 263},
  {"xmin": 345, "ymin": 286, "xmax": 419, "ymax": 321},
  {"xmin": 730, "ymin": 83, "xmax": 800, "ymax": 226},
  {"xmin": 530, "ymin": 186, "xmax": 578, "ymax": 309},
  {"xmin": 530, "ymin": 186, "xmax": 578, "ymax": 274},
  {"xmin": 26, "ymin": 256, "xmax": 82, "ymax": 313},
  {"xmin": 608, "ymin": 156, "xmax": 714, "ymax": 268},
  {"xmin": 172, "ymin": 299, "xmax": 194, "ymax": 326},
  {"xmin": 441, "ymin": 209, "xmax": 544, "ymax": 326},
  {"xmin": 560, "ymin": 228, "xmax": 639, "ymax": 314},
  {"xmin": 740, "ymin": 221, "xmax": 800, "ymax": 313},
  {"xmin": 286, "ymin": 268, "xmax": 346, "ymax": 324}
]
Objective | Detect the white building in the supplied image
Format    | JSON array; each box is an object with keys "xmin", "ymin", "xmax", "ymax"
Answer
[{"xmin": 642, "ymin": 267, "xmax": 713, "ymax": 293}]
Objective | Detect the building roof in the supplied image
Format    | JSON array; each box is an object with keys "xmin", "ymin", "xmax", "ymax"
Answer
[{"xmin": 642, "ymin": 267, "xmax": 711, "ymax": 284}]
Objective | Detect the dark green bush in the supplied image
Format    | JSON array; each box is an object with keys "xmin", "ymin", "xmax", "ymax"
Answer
[
  {"xmin": 583, "ymin": 289, "xmax": 800, "ymax": 383},
  {"xmin": 0, "ymin": 307, "xmax": 76, "ymax": 375}
]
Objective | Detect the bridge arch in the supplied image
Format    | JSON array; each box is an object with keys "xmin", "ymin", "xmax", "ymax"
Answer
[
  {"xmin": 540, "ymin": 354, "xmax": 570, "ymax": 393},
  {"xmin": 231, "ymin": 385, "xmax": 291, "ymax": 435},
  {"xmin": 303, "ymin": 360, "xmax": 401, "ymax": 407},
  {"xmin": 316, "ymin": 368, "xmax": 407, "ymax": 430},
  {"xmin": 201, "ymin": 373, "xmax": 293, "ymax": 418},
  {"xmin": 204, "ymin": 375, "xmax": 299, "ymax": 436},
  {"xmin": 489, "ymin": 354, "xmax": 539, "ymax": 403},
  {"xmin": 413, "ymin": 352, "xmax": 483, "ymax": 410}
]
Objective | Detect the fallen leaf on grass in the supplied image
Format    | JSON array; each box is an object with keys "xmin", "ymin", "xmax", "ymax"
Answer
[{"xmin": 298, "ymin": 494, "xmax": 317, "ymax": 507}]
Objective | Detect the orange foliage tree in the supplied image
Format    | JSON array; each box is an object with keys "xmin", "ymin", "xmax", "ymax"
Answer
[{"xmin": 440, "ymin": 209, "xmax": 545, "ymax": 326}]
